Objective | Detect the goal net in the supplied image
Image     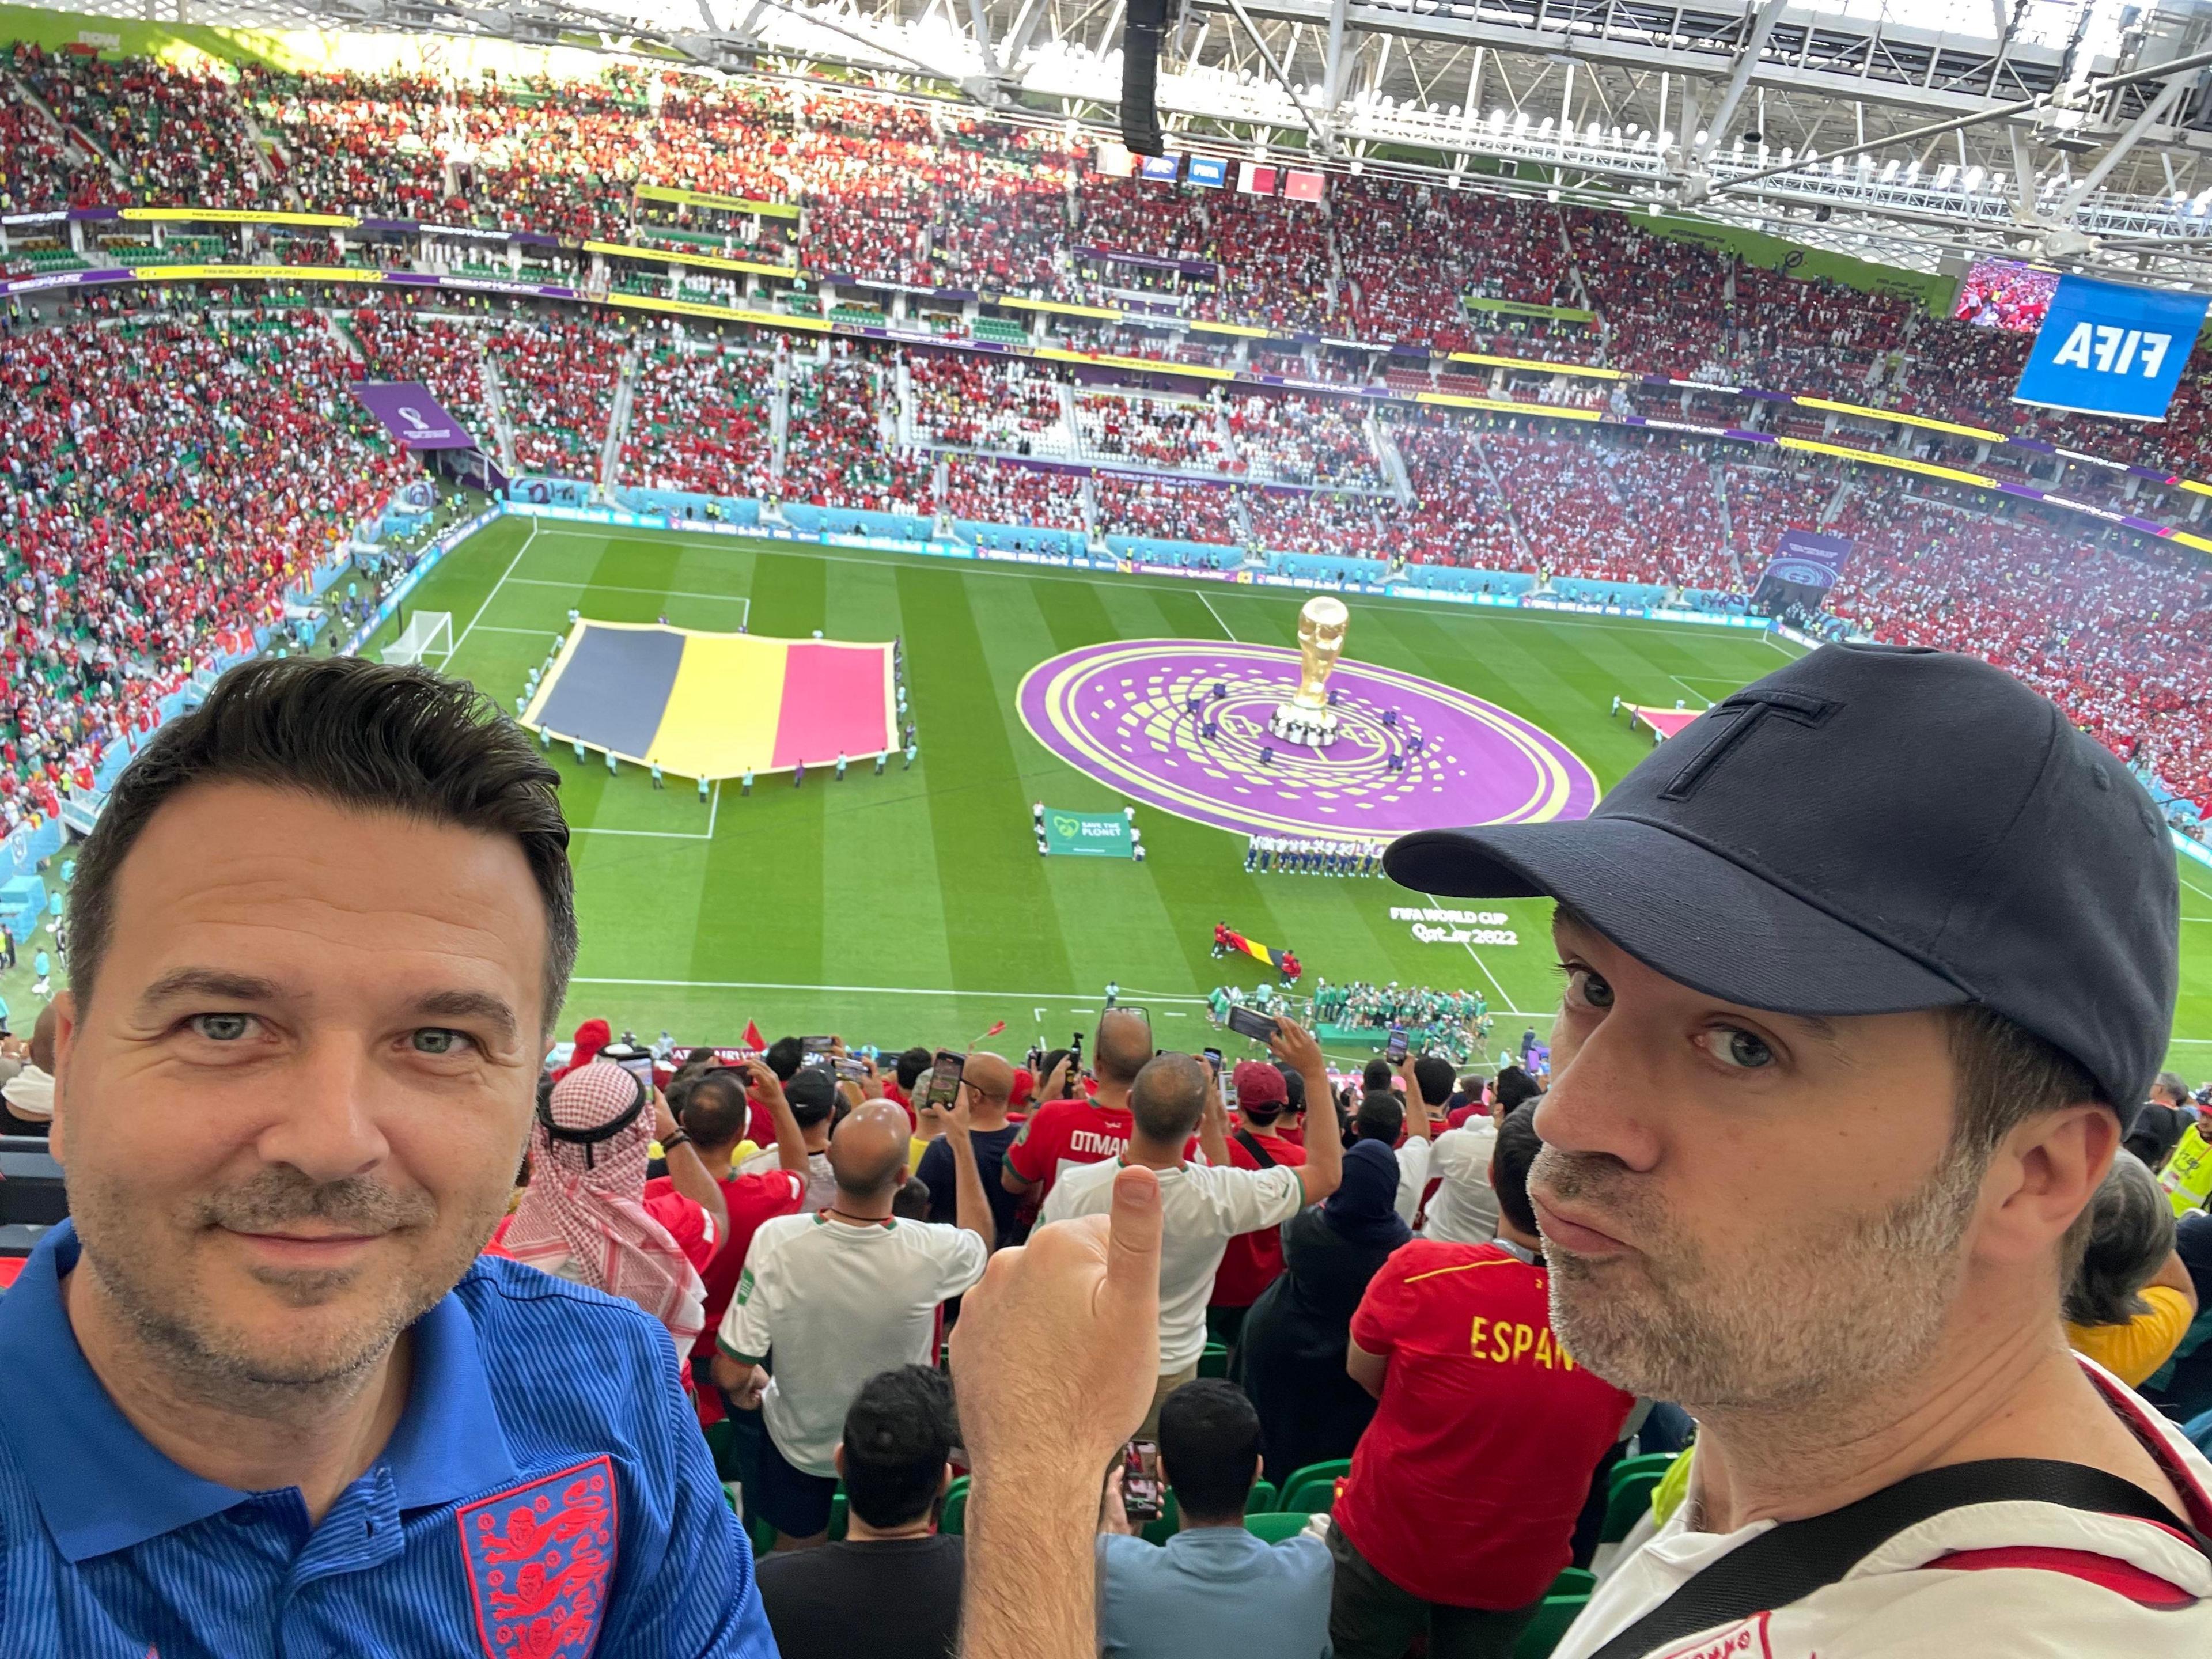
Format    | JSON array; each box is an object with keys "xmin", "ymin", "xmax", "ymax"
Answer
[{"xmin": 382, "ymin": 611, "xmax": 454, "ymax": 668}]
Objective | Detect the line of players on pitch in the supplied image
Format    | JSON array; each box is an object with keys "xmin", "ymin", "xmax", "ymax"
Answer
[{"xmin": 1244, "ymin": 835, "xmax": 1391, "ymax": 875}]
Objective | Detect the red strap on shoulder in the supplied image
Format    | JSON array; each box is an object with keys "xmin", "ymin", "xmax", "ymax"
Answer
[{"xmin": 1930, "ymin": 1546, "xmax": 2196, "ymax": 1608}]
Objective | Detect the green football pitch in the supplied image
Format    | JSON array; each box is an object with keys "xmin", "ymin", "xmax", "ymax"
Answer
[{"xmin": 289, "ymin": 513, "xmax": 2212, "ymax": 1072}]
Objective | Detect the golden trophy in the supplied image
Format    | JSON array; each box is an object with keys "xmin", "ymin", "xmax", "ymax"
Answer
[{"xmin": 1270, "ymin": 596, "xmax": 1349, "ymax": 747}]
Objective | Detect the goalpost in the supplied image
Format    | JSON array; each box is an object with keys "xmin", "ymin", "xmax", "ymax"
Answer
[{"xmin": 382, "ymin": 611, "xmax": 455, "ymax": 668}]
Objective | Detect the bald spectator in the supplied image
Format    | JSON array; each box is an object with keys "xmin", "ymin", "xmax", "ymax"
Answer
[
  {"xmin": 918, "ymin": 1051, "xmax": 1026, "ymax": 1247},
  {"xmin": 0, "ymin": 1004, "xmax": 58, "ymax": 1138},
  {"xmin": 716, "ymin": 1096, "xmax": 993, "ymax": 1548},
  {"xmin": 1004, "ymin": 1008, "xmax": 1153, "ymax": 1210},
  {"xmin": 1043, "ymin": 1023, "xmax": 1342, "ymax": 1435}
]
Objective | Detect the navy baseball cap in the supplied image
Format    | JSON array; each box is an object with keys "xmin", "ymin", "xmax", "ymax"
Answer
[{"xmin": 1384, "ymin": 643, "xmax": 2177, "ymax": 1123}]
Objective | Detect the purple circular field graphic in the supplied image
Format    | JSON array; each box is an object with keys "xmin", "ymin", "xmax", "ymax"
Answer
[{"xmin": 1017, "ymin": 639, "xmax": 1599, "ymax": 839}]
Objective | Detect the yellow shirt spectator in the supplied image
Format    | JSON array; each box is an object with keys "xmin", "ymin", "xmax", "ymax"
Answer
[{"xmin": 2066, "ymin": 1285, "xmax": 2195, "ymax": 1387}]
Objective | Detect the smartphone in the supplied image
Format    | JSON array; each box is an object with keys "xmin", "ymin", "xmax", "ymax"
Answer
[
  {"xmin": 923, "ymin": 1049, "xmax": 966, "ymax": 1111},
  {"xmin": 832, "ymin": 1056, "xmax": 869, "ymax": 1082},
  {"xmin": 1070, "ymin": 1031, "xmax": 1084, "ymax": 1069},
  {"xmin": 1225, "ymin": 1003, "xmax": 1280, "ymax": 1044},
  {"xmin": 1122, "ymin": 1440, "xmax": 1163, "ymax": 1523},
  {"xmin": 603, "ymin": 1043, "xmax": 655, "ymax": 1086},
  {"xmin": 1385, "ymin": 1026, "xmax": 1409, "ymax": 1063},
  {"xmin": 1203, "ymin": 1046, "xmax": 1224, "ymax": 1081},
  {"xmin": 801, "ymin": 1035, "xmax": 835, "ymax": 1055}
]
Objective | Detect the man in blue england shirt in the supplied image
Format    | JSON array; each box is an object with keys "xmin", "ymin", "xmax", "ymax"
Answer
[{"xmin": 0, "ymin": 656, "xmax": 775, "ymax": 1659}]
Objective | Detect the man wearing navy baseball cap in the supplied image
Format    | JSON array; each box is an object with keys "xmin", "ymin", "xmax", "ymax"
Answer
[{"xmin": 1382, "ymin": 643, "xmax": 2212, "ymax": 1659}]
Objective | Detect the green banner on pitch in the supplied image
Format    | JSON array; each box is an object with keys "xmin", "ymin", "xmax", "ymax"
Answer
[{"xmin": 1041, "ymin": 808, "xmax": 1135, "ymax": 859}]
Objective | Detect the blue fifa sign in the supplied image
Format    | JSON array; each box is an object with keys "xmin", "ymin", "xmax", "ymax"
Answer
[{"xmin": 2013, "ymin": 274, "xmax": 2210, "ymax": 421}]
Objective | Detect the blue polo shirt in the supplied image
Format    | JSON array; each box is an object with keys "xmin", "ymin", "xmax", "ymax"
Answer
[{"xmin": 0, "ymin": 1221, "xmax": 775, "ymax": 1659}]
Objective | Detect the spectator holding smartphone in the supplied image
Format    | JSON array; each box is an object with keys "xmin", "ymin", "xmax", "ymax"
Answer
[{"xmin": 1096, "ymin": 1380, "xmax": 1331, "ymax": 1659}]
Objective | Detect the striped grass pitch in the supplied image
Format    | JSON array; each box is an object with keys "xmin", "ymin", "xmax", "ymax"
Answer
[{"xmin": 359, "ymin": 516, "xmax": 2212, "ymax": 1067}]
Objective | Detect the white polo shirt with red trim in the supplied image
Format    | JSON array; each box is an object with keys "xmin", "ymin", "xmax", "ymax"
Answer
[{"xmin": 1555, "ymin": 1359, "xmax": 2212, "ymax": 1659}]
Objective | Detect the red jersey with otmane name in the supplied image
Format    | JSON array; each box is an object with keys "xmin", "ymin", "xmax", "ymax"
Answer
[
  {"xmin": 1004, "ymin": 1096, "xmax": 1138, "ymax": 1206},
  {"xmin": 1335, "ymin": 1240, "xmax": 1635, "ymax": 1610}
]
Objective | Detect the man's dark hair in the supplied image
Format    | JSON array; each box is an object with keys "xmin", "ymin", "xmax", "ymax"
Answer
[
  {"xmin": 1131, "ymin": 1052, "xmax": 1207, "ymax": 1142},
  {"xmin": 842, "ymin": 1365, "xmax": 957, "ymax": 1529},
  {"xmin": 1494, "ymin": 1066, "xmax": 1541, "ymax": 1112},
  {"xmin": 895, "ymin": 1045, "xmax": 934, "ymax": 1091},
  {"xmin": 1094, "ymin": 1009, "xmax": 1154, "ymax": 1088},
  {"xmin": 1157, "ymin": 1380, "xmax": 1261, "ymax": 1522},
  {"xmin": 1492, "ymin": 1102, "xmax": 1542, "ymax": 1236},
  {"xmin": 1361, "ymin": 1058, "xmax": 1392, "ymax": 1092},
  {"xmin": 783, "ymin": 1066, "xmax": 838, "ymax": 1129},
  {"xmin": 70, "ymin": 657, "xmax": 574, "ymax": 1024},
  {"xmin": 1354, "ymin": 1090, "xmax": 1403, "ymax": 1143},
  {"xmin": 764, "ymin": 1036, "xmax": 805, "ymax": 1082},
  {"xmin": 1412, "ymin": 1055, "xmax": 1455, "ymax": 1111},
  {"xmin": 680, "ymin": 1071, "xmax": 751, "ymax": 1151}
]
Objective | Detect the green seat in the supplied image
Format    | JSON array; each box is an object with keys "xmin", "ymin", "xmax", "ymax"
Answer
[
  {"xmin": 1512, "ymin": 1593, "xmax": 1589, "ymax": 1659},
  {"xmin": 1275, "ymin": 1458, "xmax": 1351, "ymax": 1513},
  {"xmin": 1245, "ymin": 1479, "xmax": 1277, "ymax": 1515},
  {"xmin": 828, "ymin": 1489, "xmax": 847, "ymax": 1540},
  {"xmin": 1198, "ymin": 1340, "xmax": 1230, "ymax": 1379},
  {"xmin": 942, "ymin": 1475, "xmax": 971, "ymax": 1535},
  {"xmin": 702, "ymin": 1418, "xmax": 742, "ymax": 1483},
  {"xmin": 746, "ymin": 1513, "xmax": 777, "ymax": 1556},
  {"xmin": 1607, "ymin": 1452, "xmax": 1679, "ymax": 1498},
  {"xmin": 1141, "ymin": 1491, "xmax": 1181, "ymax": 1545},
  {"xmin": 1600, "ymin": 1471, "xmax": 1664, "ymax": 1544},
  {"xmin": 1547, "ymin": 1567, "xmax": 1596, "ymax": 1599},
  {"xmin": 1244, "ymin": 1510, "xmax": 1312, "ymax": 1544}
]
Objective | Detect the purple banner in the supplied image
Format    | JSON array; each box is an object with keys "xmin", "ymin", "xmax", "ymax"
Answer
[
  {"xmin": 350, "ymin": 381, "xmax": 479, "ymax": 451},
  {"xmin": 1762, "ymin": 528, "xmax": 1854, "ymax": 593}
]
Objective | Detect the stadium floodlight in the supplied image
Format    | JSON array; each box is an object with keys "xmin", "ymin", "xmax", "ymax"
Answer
[{"xmin": 383, "ymin": 612, "xmax": 456, "ymax": 669}]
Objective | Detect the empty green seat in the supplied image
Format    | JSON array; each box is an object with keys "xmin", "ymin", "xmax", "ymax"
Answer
[
  {"xmin": 1512, "ymin": 1593, "xmax": 1589, "ymax": 1659},
  {"xmin": 1275, "ymin": 1458, "xmax": 1351, "ymax": 1513},
  {"xmin": 1244, "ymin": 1510, "xmax": 1313, "ymax": 1544}
]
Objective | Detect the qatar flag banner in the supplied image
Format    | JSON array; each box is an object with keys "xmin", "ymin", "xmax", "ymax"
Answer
[{"xmin": 351, "ymin": 381, "xmax": 478, "ymax": 450}]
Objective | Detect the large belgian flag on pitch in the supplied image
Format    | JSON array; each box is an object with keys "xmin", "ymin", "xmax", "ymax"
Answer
[{"xmin": 523, "ymin": 620, "xmax": 896, "ymax": 779}]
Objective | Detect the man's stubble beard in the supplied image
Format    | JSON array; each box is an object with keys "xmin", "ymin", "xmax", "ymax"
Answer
[
  {"xmin": 1534, "ymin": 1140, "xmax": 1983, "ymax": 1412},
  {"xmin": 68, "ymin": 1163, "xmax": 507, "ymax": 1407}
]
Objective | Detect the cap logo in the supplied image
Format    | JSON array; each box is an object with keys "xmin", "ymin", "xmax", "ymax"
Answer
[{"xmin": 1660, "ymin": 688, "xmax": 1838, "ymax": 802}]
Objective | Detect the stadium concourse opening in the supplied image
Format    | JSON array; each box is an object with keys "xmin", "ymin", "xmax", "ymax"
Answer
[{"xmin": 523, "ymin": 619, "xmax": 900, "ymax": 779}]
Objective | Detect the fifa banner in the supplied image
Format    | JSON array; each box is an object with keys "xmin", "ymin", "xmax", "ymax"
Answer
[
  {"xmin": 2013, "ymin": 275, "xmax": 2211, "ymax": 422},
  {"xmin": 1751, "ymin": 528, "xmax": 1853, "ymax": 615},
  {"xmin": 351, "ymin": 381, "xmax": 479, "ymax": 450},
  {"xmin": 1041, "ymin": 807, "xmax": 1136, "ymax": 859}
]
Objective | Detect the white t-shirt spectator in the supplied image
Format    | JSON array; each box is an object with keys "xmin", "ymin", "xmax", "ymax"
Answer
[
  {"xmin": 719, "ymin": 1213, "xmax": 988, "ymax": 1475},
  {"xmin": 1419, "ymin": 1123, "xmax": 1499, "ymax": 1244},
  {"xmin": 1392, "ymin": 1137, "xmax": 1431, "ymax": 1226},
  {"xmin": 1042, "ymin": 1158, "xmax": 1304, "ymax": 1372},
  {"xmin": 736, "ymin": 1144, "xmax": 836, "ymax": 1213}
]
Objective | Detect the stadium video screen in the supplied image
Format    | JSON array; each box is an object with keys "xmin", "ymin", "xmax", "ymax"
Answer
[{"xmin": 1953, "ymin": 257, "xmax": 2061, "ymax": 332}]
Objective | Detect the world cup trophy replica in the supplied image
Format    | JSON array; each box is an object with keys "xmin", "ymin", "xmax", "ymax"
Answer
[{"xmin": 1270, "ymin": 596, "xmax": 1349, "ymax": 747}]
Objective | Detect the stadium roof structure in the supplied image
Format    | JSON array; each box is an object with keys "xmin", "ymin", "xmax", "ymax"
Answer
[{"xmin": 35, "ymin": 0, "xmax": 2212, "ymax": 285}]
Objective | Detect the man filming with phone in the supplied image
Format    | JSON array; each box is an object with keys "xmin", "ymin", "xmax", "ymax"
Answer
[
  {"xmin": 1005, "ymin": 1009, "xmax": 1154, "ymax": 1211},
  {"xmin": 1043, "ymin": 1019, "xmax": 1342, "ymax": 1436}
]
